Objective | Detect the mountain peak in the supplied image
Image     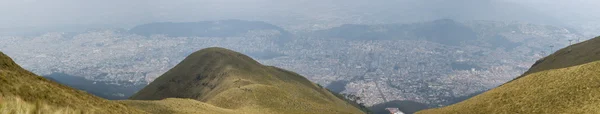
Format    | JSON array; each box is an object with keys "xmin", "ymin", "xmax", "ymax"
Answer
[
  {"xmin": 187, "ymin": 47, "xmax": 260, "ymax": 65},
  {"xmin": 129, "ymin": 47, "xmax": 289, "ymax": 101},
  {"xmin": 129, "ymin": 47, "xmax": 365, "ymax": 114}
]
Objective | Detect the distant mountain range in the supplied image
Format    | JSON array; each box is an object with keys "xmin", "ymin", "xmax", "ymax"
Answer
[
  {"xmin": 316, "ymin": 19, "xmax": 479, "ymax": 46},
  {"xmin": 129, "ymin": 19, "xmax": 291, "ymax": 38},
  {"xmin": 316, "ymin": 19, "xmax": 556, "ymax": 50}
]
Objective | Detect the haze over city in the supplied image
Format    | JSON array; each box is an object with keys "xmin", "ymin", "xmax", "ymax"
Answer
[{"xmin": 1, "ymin": 0, "xmax": 599, "ymax": 114}]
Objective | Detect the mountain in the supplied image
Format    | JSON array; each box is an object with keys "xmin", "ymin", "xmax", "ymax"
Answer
[
  {"xmin": 127, "ymin": 47, "xmax": 365, "ymax": 114},
  {"xmin": 129, "ymin": 19, "xmax": 291, "ymax": 38},
  {"xmin": 416, "ymin": 36, "xmax": 600, "ymax": 113},
  {"xmin": 315, "ymin": 19, "xmax": 530, "ymax": 49},
  {"xmin": 0, "ymin": 52, "xmax": 145, "ymax": 113}
]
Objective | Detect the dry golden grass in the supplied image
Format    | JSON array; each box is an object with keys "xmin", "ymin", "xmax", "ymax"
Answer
[
  {"xmin": 0, "ymin": 95, "xmax": 86, "ymax": 114},
  {"xmin": 123, "ymin": 83, "xmax": 361, "ymax": 114},
  {"xmin": 129, "ymin": 47, "xmax": 365, "ymax": 114},
  {"xmin": 417, "ymin": 60, "xmax": 600, "ymax": 114},
  {"xmin": 0, "ymin": 52, "xmax": 147, "ymax": 114},
  {"xmin": 119, "ymin": 98, "xmax": 238, "ymax": 114}
]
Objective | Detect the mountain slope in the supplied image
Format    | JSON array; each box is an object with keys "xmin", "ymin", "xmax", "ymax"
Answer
[
  {"xmin": 416, "ymin": 36, "xmax": 600, "ymax": 113},
  {"xmin": 505, "ymin": 36, "xmax": 600, "ymax": 83},
  {"xmin": 0, "ymin": 52, "xmax": 146, "ymax": 114},
  {"xmin": 417, "ymin": 60, "xmax": 600, "ymax": 113},
  {"xmin": 128, "ymin": 47, "xmax": 364, "ymax": 114},
  {"xmin": 522, "ymin": 36, "xmax": 600, "ymax": 75}
]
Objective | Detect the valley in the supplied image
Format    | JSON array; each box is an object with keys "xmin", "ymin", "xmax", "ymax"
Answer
[
  {"xmin": 2, "ymin": 0, "xmax": 600, "ymax": 113},
  {"xmin": 0, "ymin": 19, "xmax": 584, "ymax": 110}
]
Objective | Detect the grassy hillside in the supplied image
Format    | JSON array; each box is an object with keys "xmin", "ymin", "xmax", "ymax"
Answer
[
  {"xmin": 521, "ymin": 36, "xmax": 600, "ymax": 76},
  {"xmin": 128, "ymin": 47, "xmax": 364, "ymax": 114},
  {"xmin": 499, "ymin": 36, "xmax": 600, "ymax": 85},
  {"xmin": 416, "ymin": 57, "xmax": 600, "ymax": 113},
  {"xmin": 416, "ymin": 36, "xmax": 600, "ymax": 113},
  {"xmin": 119, "ymin": 98, "xmax": 236, "ymax": 114},
  {"xmin": 1, "ymin": 96, "xmax": 84, "ymax": 114},
  {"xmin": 0, "ymin": 52, "xmax": 146, "ymax": 114}
]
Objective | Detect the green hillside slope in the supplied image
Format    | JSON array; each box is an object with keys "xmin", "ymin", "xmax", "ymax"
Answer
[
  {"xmin": 417, "ymin": 60, "xmax": 600, "ymax": 113},
  {"xmin": 0, "ymin": 52, "xmax": 146, "ymax": 114},
  {"xmin": 128, "ymin": 47, "xmax": 364, "ymax": 114},
  {"xmin": 417, "ymin": 36, "xmax": 600, "ymax": 114},
  {"xmin": 521, "ymin": 36, "xmax": 600, "ymax": 76}
]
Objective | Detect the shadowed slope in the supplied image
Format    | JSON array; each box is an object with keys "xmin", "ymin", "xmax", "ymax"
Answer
[
  {"xmin": 0, "ymin": 52, "xmax": 146, "ymax": 114},
  {"xmin": 129, "ymin": 47, "xmax": 364, "ymax": 114}
]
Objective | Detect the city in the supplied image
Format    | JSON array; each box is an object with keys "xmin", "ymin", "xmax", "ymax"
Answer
[{"xmin": 0, "ymin": 20, "xmax": 584, "ymax": 108}]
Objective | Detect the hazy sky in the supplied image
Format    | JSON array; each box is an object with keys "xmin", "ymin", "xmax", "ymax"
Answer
[{"xmin": 1, "ymin": 0, "xmax": 598, "ymax": 31}]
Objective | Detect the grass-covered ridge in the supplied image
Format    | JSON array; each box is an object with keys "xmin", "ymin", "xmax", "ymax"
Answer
[
  {"xmin": 520, "ymin": 36, "xmax": 600, "ymax": 76},
  {"xmin": 128, "ymin": 47, "xmax": 365, "ymax": 114},
  {"xmin": 0, "ymin": 52, "xmax": 146, "ymax": 114},
  {"xmin": 417, "ymin": 60, "xmax": 600, "ymax": 114}
]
